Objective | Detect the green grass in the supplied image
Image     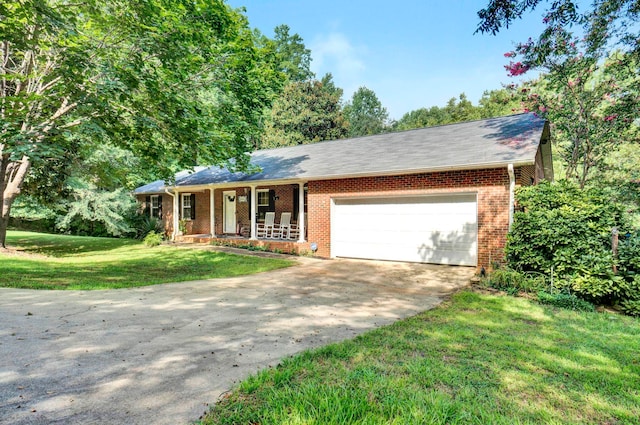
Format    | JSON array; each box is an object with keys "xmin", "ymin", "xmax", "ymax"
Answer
[
  {"xmin": 202, "ymin": 291, "xmax": 640, "ymax": 425},
  {"xmin": 1, "ymin": 231, "xmax": 293, "ymax": 290}
]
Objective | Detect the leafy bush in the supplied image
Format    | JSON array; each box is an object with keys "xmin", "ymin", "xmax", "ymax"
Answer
[
  {"xmin": 505, "ymin": 180, "xmax": 639, "ymax": 308},
  {"xmin": 143, "ymin": 231, "xmax": 163, "ymax": 247},
  {"xmin": 130, "ymin": 215, "xmax": 164, "ymax": 240},
  {"xmin": 620, "ymin": 299, "xmax": 640, "ymax": 317},
  {"xmin": 56, "ymin": 181, "xmax": 136, "ymax": 237},
  {"xmin": 537, "ymin": 290, "xmax": 595, "ymax": 312},
  {"xmin": 484, "ymin": 268, "xmax": 546, "ymax": 294}
]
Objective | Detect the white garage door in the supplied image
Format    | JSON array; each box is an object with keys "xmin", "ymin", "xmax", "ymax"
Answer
[{"xmin": 331, "ymin": 194, "xmax": 477, "ymax": 266}]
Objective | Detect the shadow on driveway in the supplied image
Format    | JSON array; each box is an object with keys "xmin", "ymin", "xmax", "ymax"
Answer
[{"xmin": 0, "ymin": 256, "xmax": 474, "ymax": 424}]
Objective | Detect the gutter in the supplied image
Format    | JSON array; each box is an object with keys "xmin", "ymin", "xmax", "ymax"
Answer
[
  {"xmin": 164, "ymin": 188, "xmax": 178, "ymax": 241},
  {"xmin": 507, "ymin": 164, "xmax": 515, "ymax": 230}
]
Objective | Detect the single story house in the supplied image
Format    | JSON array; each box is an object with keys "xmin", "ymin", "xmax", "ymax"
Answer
[{"xmin": 134, "ymin": 113, "xmax": 553, "ymax": 270}]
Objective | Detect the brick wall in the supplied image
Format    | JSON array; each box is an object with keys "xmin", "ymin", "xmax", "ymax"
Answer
[
  {"xmin": 306, "ymin": 167, "xmax": 513, "ymax": 270},
  {"xmin": 137, "ymin": 164, "xmax": 534, "ymax": 269},
  {"xmin": 213, "ymin": 185, "xmax": 304, "ymax": 235}
]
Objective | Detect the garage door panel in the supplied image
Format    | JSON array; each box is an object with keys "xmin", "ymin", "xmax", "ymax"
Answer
[{"xmin": 332, "ymin": 195, "xmax": 477, "ymax": 266}]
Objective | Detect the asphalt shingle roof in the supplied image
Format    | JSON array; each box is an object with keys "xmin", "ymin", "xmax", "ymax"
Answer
[{"xmin": 135, "ymin": 113, "xmax": 547, "ymax": 194}]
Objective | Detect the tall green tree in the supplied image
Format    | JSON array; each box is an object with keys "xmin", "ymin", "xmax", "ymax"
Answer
[
  {"xmin": 0, "ymin": 0, "xmax": 281, "ymax": 247},
  {"xmin": 260, "ymin": 79, "xmax": 348, "ymax": 148},
  {"xmin": 344, "ymin": 86, "xmax": 389, "ymax": 137},
  {"xmin": 254, "ymin": 24, "xmax": 314, "ymax": 83}
]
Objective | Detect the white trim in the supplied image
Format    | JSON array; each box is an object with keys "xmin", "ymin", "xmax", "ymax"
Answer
[
  {"xmin": 249, "ymin": 185, "xmax": 257, "ymax": 240},
  {"xmin": 150, "ymin": 195, "xmax": 161, "ymax": 218},
  {"xmin": 297, "ymin": 182, "xmax": 306, "ymax": 243},
  {"xmin": 209, "ymin": 186, "xmax": 215, "ymax": 237},
  {"xmin": 222, "ymin": 190, "xmax": 236, "ymax": 234},
  {"xmin": 171, "ymin": 189, "xmax": 179, "ymax": 239},
  {"xmin": 181, "ymin": 193, "xmax": 193, "ymax": 220},
  {"xmin": 508, "ymin": 163, "xmax": 515, "ymax": 230},
  {"xmin": 256, "ymin": 189, "xmax": 269, "ymax": 206}
]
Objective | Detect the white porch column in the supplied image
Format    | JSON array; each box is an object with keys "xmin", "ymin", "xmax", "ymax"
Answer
[
  {"xmin": 172, "ymin": 189, "xmax": 180, "ymax": 240},
  {"xmin": 249, "ymin": 184, "xmax": 257, "ymax": 240},
  {"xmin": 297, "ymin": 182, "xmax": 306, "ymax": 243},
  {"xmin": 209, "ymin": 185, "xmax": 215, "ymax": 237}
]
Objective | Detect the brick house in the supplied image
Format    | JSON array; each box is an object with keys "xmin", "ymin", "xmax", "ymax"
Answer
[{"xmin": 134, "ymin": 113, "xmax": 552, "ymax": 270}]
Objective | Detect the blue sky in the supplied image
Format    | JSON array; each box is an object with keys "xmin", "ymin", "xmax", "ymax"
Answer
[{"xmin": 227, "ymin": 0, "xmax": 547, "ymax": 120}]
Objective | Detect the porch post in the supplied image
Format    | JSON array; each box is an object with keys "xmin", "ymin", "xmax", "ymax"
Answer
[
  {"xmin": 297, "ymin": 182, "xmax": 306, "ymax": 242},
  {"xmin": 172, "ymin": 189, "xmax": 180, "ymax": 240},
  {"xmin": 209, "ymin": 185, "xmax": 215, "ymax": 237},
  {"xmin": 249, "ymin": 184, "xmax": 257, "ymax": 240}
]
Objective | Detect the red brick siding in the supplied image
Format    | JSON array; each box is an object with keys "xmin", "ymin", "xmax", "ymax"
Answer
[{"xmin": 306, "ymin": 168, "xmax": 512, "ymax": 269}]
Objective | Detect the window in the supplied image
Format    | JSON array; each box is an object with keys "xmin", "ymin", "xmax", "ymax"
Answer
[
  {"xmin": 257, "ymin": 190, "xmax": 270, "ymax": 207},
  {"xmin": 150, "ymin": 195, "xmax": 162, "ymax": 218},
  {"xmin": 182, "ymin": 193, "xmax": 194, "ymax": 220},
  {"xmin": 257, "ymin": 189, "xmax": 274, "ymax": 220}
]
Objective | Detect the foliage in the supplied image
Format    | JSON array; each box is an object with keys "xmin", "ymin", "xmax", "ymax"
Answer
[
  {"xmin": 343, "ymin": 86, "xmax": 389, "ymax": 137},
  {"xmin": 483, "ymin": 268, "xmax": 547, "ymax": 294},
  {"xmin": 143, "ymin": 231, "xmax": 163, "ymax": 247},
  {"xmin": 0, "ymin": 0, "xmax": 284, "ymax": 247},
  {"xmin": 1, "ymin": 231, "xmax": 293, "ymax": 290},
  {"xmin": 270, "ymin": 24, "xmax": 314, "ymax": 82},
  {"xmin": 536, "ymin": 290, "xmax": 595, "ymax": 312},
  {"xmin": 201, "ymin": 291, "xmax": 640, "ymax": 424},
  {"xmin": 477, "ymin": 0, "xmax": 640, "ymax": 63},
  {"xmin": 260, "ymin": 79, "xmax": 348, "ymax": 148},
  {"xmin": 55, "ymin": 180, "xmax": 136, "ymax": 237},
  {"xmin": 478, "ymin": 1, "xmax": 640, "ymax": 189},
  {"xmin": 514, "ymin": 53, "xmax": 639, "ymax": 188},
  {"xmin": 393, "ymin": 90, "xmax": 520, "ymax": 131},
  {"xmin": 129, "ymin": 214, "xmax": 164, "ymax": 240},
  {"xmin": 506, "ymin": 180, "xmax": 640, "ymax": 310}
]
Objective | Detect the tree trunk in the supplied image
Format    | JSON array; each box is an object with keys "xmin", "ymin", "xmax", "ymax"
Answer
[{"xmin": 0, "ymin": 155, "xmax": 31, "ymax": 248}]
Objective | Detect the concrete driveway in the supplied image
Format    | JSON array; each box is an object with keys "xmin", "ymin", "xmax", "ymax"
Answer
[{"xmin": 0, "ymin": 254, "xmax": 473, "ymax": 424}]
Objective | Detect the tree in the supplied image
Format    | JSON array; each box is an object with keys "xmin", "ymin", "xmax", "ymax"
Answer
[
  {"xmin": 0, "ymin": 0, "xmax": 281, "ymax": 247},
  {"xmin": 343, "ymin": 86, "xmax": 389, "ymax": 137},
  {"xmin": 254, "ymin": 24, "xmax": 314, "ymax": 83},
  {"xmin": 477, "ymin": 0, "xmax": 640, "ymax": 63},
  {"xmin": 517, "ymin": 53, "xmax": 638, "ymax": 188},
  {"xmin": 260, "ymin": 79, "xmax": 348, "ymax": 148},
  {"xmin": 477, "ymin": 0, "xmax": 639, "ymax": 189},
  {"xmin": 393, "ymin": 93, "xmax": 483, "ymax": 131},
  {"xmin": 478, "ymin": 88, "xmax": 523, "ymax": 118}
]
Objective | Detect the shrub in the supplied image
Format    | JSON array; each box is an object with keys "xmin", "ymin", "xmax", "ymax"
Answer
[
  {"xmin": 620, "ymin": 299, "xmax": 640, "ymax": 316},
  {"xmin": 484, "ymin": 268, "xmax": 546, "ymax": 294},
  {"xmin": 143, "ymin": 231, "xmax": 163, "ymax": 247},
  {"xmin": 537, "ymin": 290, "xmax": 596, "ymax": 312},
  {"xmin": 506, "ymin": 180, "xmax": 638, "ymax": 309},
  {"xmin": 131, "ymin": 215, "xmax": 164, "ymax": 240}
]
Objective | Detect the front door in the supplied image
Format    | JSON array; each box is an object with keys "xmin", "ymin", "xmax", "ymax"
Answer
[{"xmin": 223, "ymin": 190, "xmax": 236, "ymax": 234}]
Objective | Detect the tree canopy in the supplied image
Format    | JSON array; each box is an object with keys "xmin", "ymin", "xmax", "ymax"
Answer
[
  {"xmin": 0, "ymin": 0, "xmax": 283, "ymax": 247},
  {"xmin": 260, "ymin": 78, "xmax": 348, "ymax": 148},
  {"xmin": 344, "ymin": 86, "xmax": 389, "ymax": 137}
]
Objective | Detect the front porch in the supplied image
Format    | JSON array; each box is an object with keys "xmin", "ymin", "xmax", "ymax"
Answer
[
  {"xmin": 174, "ymin": 233, "xmax": 308, "ymax": 255},
  {"xmin": 165, "ymin": 181, "xmax": 308, "ymax": 244}
]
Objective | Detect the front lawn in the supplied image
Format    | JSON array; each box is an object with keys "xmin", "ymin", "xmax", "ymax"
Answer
[
  {"xmin": 202, "ymin": 291, "xmax": 640, "ymax": 425},
  {"xmin": 1, "ymin": 231, "xmax": 293, "ymax": 290}
]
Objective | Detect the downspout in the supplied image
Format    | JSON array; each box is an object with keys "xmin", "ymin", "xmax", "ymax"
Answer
[
  {"xmin": 507, "ymin": 164, "xmax": 515, "ymax": 230},
  {"xmin": 164, "ymin": 188, "xmax": 178, "ymax": 241}
]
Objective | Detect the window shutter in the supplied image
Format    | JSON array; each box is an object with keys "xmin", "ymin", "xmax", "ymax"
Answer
[
  {"xmin": 293, "ymin": 187, "xmax": 299, "ymax": 221},
  {"xmin": 144, "ymin": 196, "xmax": 151, "ymax": 216},
  {"xmin": 269, "ymin": 189, "xmax": 276, "ymax": 211},
  {"xmin": 178, "ymin": 194, "xmax": 182, "ymax": 219},
  {"xmin": 158, "ymin": 195, "xmax": 163, "ymax": 218},
  {"xmin": 191, "ymin": 194, "xmax": 196, "ymax": 220}
]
